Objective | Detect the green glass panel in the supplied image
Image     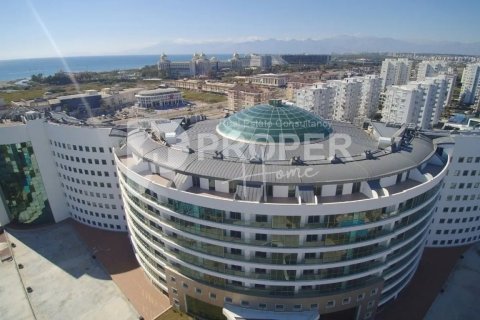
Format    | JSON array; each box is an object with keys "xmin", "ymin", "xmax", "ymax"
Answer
[
  {"xmin": 0, "ymin": 142, "xmax": 54, "ymax": 225},
  {"xmin": 217, "ymin": 102, "xmax": 332, "ymax": 143}
]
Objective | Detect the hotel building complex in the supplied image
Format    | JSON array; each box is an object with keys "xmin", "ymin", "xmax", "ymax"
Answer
[
  {"xmin": 114, "ymin": 101, "xmax": 448, "ymax": 319},
  {"xmin": 0, "ymin": 89, "xmax": 478, "ymax": 319}
]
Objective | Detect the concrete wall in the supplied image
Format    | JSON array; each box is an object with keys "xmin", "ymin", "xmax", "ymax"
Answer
[{"xmin": 27, "ymin": 119, "xmax": 69, "ymax": 223}]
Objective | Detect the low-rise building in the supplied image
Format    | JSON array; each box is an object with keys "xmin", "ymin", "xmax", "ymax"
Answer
[
  {"xmin": 227, "ymin": 85, "xmax": 270, "ymax": 110},
  {"xmin": 247, "ymin": 73, "xmax": 287, "ymax": 87},
  {"xmin": 135, "ymin": 88, "xmax": 183, "ymax": 109},
  {"xmin": 101, "ymin": 87, "xmax": 144, "ymax": 109}
]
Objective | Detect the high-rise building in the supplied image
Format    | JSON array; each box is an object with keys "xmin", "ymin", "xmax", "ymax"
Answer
[
  {"xmin": 460, "ymin": 63, "xmax": 480, "ymax": 105},
  {"xmin": 380, "ymin": 58, "xmax": 412, "ymax": 90},
  {"xmin": 381, "ymin": 75, "xmax": 453, "ymax": 129},
  {"xmin": 416, "ymin": 61, "xmax": 451, "ymax": 81},
  {"xmin": 426, "ymin": 132, "xmax": 480, "ymax": 247},
  {"xmin": 115, "ymin": 101, "xmax": 447, "ymax": 320},
  {"xmin": 295, "ymin": 75, "xmax": 382, "ymax": 122},
  {"xmin": 295, "ymin": 82, "xmax": 335, "ymax": 119}
]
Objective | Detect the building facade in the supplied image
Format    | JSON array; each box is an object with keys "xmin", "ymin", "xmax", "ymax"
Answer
[
  {"xmin": 460, "ymin": 63, "xmax": 480, "ymax": 105},
  {"xmin": 416, "ymin": 61, "xmax": 451, "ymax": 81},
  {"xmin": 426, "ymin": 132, "xmax": 480, "ymax": 247},
  {"xmin": 380, "ymin": 58, "xmax": 412, "ymax": 90},
  {"xmin": 135, "ymin": 88, "xmax": 183, "ymax": 109},
  {"xmin": 295, "ymin": 75, "xmax": 382, "ymax": 122},
  {"xmin": 247, "ymin": 74, "xmax": 287, "ymax": 87},
  {"xmin": 381, "ymin": 75, "xmax": 453, "ymax": 129},
  {"xmin": 227, "ymin": 85, "xmax": 270, "ymax": 110},
  {"xmin": 115, "ymin": 101, "xmax": 448, "ymax": 319},
  {"xmin": 0, "ymin": 114, "xmax": 126, "ymax": 231}
]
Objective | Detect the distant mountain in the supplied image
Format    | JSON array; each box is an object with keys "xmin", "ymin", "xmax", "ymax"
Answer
[{"xmin": 132, "ymin": 35, "xmax": 480, "ymax": 56}]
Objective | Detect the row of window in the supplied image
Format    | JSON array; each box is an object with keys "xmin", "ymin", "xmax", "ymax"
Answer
[
  {"xmin": 51, "ymin": 140, "xmax": 112, "ymax": 154},
  {"xmin": 442, "ymin": 205, "xmax": 480, "ymax": 213},
  {"xmin": 431, "ymin": 236, "xmax": 478, "ymax": 246},
  {"xmin": 53, "ymin": 150, "xmax": 115, "ymax": 166},
  {"xmin": 65, "ymin": 183, "xmax": 116, "ymax": 199},
  {"xmin": 445, "ymin": 194, "xmax": 479, "ymax": 202},
  {"xmin": 456, "ymin": 156, "xmax": 480, "ymax": 163},
  {"xmin": 66, "ymin": 192, "xmax": 119, "ymax": 207},
  {"xmin": 172, "ymin": 278, "xmax": 378, "ymax": 311},
  {"xmin": 64, "ymin": 181, "xmax": 116, "ymax": 190},
  {"xmin": 438, "ymin": 216, "xmax": 480, "ymax": 224},
  {"xmin": 69, "ymin": 201, "xmax": 123, "ymax": 218},
  {"xmin": 58, "ymin": 172, "xmax": 118, "ymax": 187},
  {"xmin": 58, "ymin": 163, "xmax": 112, "ymax": 177},
  {"xmin": 451, "ymin": 169, "xmax": 479, "ymax": 176},
  {"xmin": 72, "ymin": 213, "xmax": 125, "ymax": 230},
  {"xmin": 449, "ymin": 182, "xmax": 480, "ymax": 189},
  {"xmin": 434, "ymin": 225, "xmax": 480, "ymax": 235}
]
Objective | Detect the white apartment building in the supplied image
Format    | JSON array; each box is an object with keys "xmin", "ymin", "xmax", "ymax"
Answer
[
  {"xmin": 295, "ymin": 83, "xmax": 335, "ymax": 119},
  {"xmin": 295, "ymin": 75, "xmax": 382, "ymax": 122},
  {"xmin": 331, "ymin": 78, "xmax": 363, "ymax": 122},
  {"xmin": 357, "ymin": 75, "xmax": 382, "ymax": 120},
  {"xmin": 416, "ymin": 61, "xmax": 451, "ymax": 81},
  {"xmin": 380, "ymin": 58, "xmax": 412, "ymax": 90},
  {"xmin": 381, "ymin": 75, "xmax": 453, "ymax": 129},
  {"xmin": 460, "ymin": 63, "xmax": 480, "ymax": 105},
  {"xmin": 427, "ymin": 132, "xmax": 480, "ymax": 247}
]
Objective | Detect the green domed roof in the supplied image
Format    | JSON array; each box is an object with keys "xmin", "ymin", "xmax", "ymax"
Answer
[{"xmin": 217, "ymin": 100, "xmax": 332, "ymax": 144}]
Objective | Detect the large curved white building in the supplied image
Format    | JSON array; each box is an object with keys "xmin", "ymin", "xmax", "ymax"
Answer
[{"xmin": 115, "ymin": 101, "xmax": 448, "ymax": 319}]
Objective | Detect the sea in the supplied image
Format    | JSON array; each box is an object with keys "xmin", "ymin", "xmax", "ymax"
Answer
[{"xmin": 0, "ymin": 54, "xmax": 232, "ymax": 81}]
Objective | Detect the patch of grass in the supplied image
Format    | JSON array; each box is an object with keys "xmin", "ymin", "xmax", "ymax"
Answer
[
  {"xmin": 155, "ymin": 308, "xmax": 193, "ymax": 320},
  {"xmin": 0, "ymin": 88, "xmax": 46, "ymax": 103},
  {"xmin": 181, "ymin": 90, "xmax": 227, "ymax": 104}
]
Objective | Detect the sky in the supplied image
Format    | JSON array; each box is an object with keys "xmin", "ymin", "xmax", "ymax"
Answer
[{"xmin": 1, "ymin": 0, "xmax": 480, "ymax": 60}]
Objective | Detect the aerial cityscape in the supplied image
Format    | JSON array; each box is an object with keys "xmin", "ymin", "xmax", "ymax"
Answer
[{"xmin": 1, "ymin": 1, "xmax": 480, "ymax": 320}]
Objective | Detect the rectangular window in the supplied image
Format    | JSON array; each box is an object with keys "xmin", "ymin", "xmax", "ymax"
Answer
[
  {"xmin": 255, "ymin": 233, "xmax": 267, "ymax": 241},
  {"xmin": 256, "ymin": 215, "xmax": 268, "ymax": 223},
  {"xmin": 230, "ymin": 230, "xmax": 241, "ymax": 239}
]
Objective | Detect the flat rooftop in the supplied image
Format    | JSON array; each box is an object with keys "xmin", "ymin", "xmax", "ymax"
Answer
[{"xmin": 125, "ymin": 117, "xmax": 437, "ymax": 185}]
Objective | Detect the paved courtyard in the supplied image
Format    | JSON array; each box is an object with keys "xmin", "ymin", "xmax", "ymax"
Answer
[
  {"xmin": 72, "ymin": 221, "xmax": 171, "ymax": 320},
  {"xmin": 2, "ymin": 222, "xmax": 139, "ymax": 320},
  {"xmin": 425, "ymin": 242, "xmax": 480, "ymax": 320},
  {"xmin": 0, "ymin": 232, "xmax": 35, "ymax": 320}
]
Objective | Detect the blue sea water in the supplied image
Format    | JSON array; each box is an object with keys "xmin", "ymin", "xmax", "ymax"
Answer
[{"xmin": 0, "ymin": 54, "xmax": 232, "ymax": 81}]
